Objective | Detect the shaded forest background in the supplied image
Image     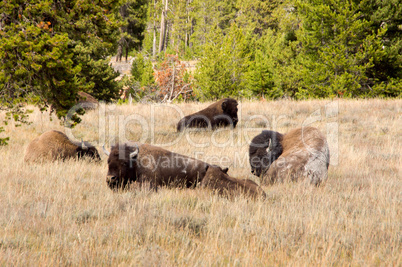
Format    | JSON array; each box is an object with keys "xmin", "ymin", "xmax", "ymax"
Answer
[{"xmin": 0, "ymin": 0, "xmax": 401, "ymax": 128}]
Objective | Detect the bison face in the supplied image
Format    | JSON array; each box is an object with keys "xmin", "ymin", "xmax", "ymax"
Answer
[
  {"xmin": 76, "ymin": 143, "xmax": 101, "ymax": 161},
  {"xmin": 249, "ymin": 131, "xmax": 283, "ymax": 177},
  {"xmin": 221, "ymin": 99, "xmax": 239, "ymax": 127},
  {"xmin": 106, "ymin": 144, "xmax": 139, "ymax": 190}
]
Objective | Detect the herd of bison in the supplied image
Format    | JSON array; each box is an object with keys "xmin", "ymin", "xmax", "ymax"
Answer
[{"xmin": 24, "ymin": 98, "xmax": 330, "ymax": 199}]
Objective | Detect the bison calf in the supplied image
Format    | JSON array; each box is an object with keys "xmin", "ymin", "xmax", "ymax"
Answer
[
  {"xmin": 177, "ymin": 98, "xmax": 238, "ymax": 131},
  {"xmin": 201, "ymin": 166, "xmax": 266, "ymax": 200},
  {"xmin": 249, "ymin": 126, "xmax": 330, "ymax": 186},
  {"xmin": 104, "ymin": 143, "xmax": 210, "ymax": 190},
  {"xmin": 24, "ymin": 130, "xmax": 100, "ymax": 162}
]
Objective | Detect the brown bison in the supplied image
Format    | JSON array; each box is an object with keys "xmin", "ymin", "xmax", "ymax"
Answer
[
  {"xmin": 24, "ymin": 130, "xmax": 101, "ymax": 162},
  {"xmin": 77, "ymin": 91, "xmax": 99, "ymax": 110},
  {"xmin": 177, "ymin": 98, "xmax": 238, "ymax": 131},
  {"xmin": 201, "ymin": 166, "xmax": 266, "ymax": 200},
  {"xmin": 103, "ymin": 142, "xmax": 211, "ymax": 190},
  {"xmin": 249, "ymin": 126, "xmax": 330, "ymax": 186}
]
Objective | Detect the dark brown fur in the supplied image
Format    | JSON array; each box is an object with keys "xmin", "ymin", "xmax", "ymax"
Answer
[
  {"xmin": 24, "ymin": 130, "xmax": 101, "ymax": 162},
  {"xmin": 177, "ymin": 98, "xmax": 238, "ymax": 131},
  {"xmin": 249, "ymin": 127, "xmax": 330, "ymax": 185},
  {"xmin": 201, "ymin": 166, "xmax": 266, "ymax": 200},
  {"xmin": 105, "ymin": 143, "xmax": 210, "ymax": 190}
]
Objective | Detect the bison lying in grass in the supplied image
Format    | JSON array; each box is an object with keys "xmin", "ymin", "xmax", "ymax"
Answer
[
  {"xmin": 201, "ymin": 166, "xmax": 266, "ymax": 200},
  {"xmin": 249, "ymin": 126, "xmax": 330, "ymax": 186},
  {"xmin": 103, "ymin": 142, "xmax": 210, "ymax": 190},
  {"xmin": 24, "ymin": 130, "xmax": 100, "ymax": 162},
  {"xmin": 177, "ymin": 98, "xmax": 238, "ymax": 131},
  {"xmin": 103, "ymin": 143, "xmax": 265, "ymax": 199}
]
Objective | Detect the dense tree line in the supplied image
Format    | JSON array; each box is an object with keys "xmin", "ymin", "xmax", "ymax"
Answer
[
  {"xmin": 0, "ymin": 0, "xmax": 401, "ymax": 135},
  {"xmin": 140, "ymin": 0, "xmax": 401, "ymax": 99}
]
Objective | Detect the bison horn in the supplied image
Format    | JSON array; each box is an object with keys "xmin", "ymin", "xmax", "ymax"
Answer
[
  {"xmin": 81, "ymin": 139, "xmax": 88, "ymax": 150},
  {"xmin": 102, "ymin": 144, "xmax": 110, "ymax": 156},
  {"xmin": 266, "ymin": 139, "xmax": 271, "ymax": 152},
  {"xmin": 129, "ymin": 144, "xmax": 139, "ymax": 159}
]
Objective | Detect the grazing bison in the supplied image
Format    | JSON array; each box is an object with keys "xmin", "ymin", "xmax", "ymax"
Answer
[
  {"xmin": 201, "ymin": 166, "xmax": 266, "ymax": 200},
  {"xmin": 177, "ymin": 98, "xmax": 238, "ymax": 131},
  {"xmin": 249, "ymin": 126, "xmax": 330, "ymax": 185},
  {"xmin": 24, "ymin": 130, "xmax": 101, "ymax": 162},
  {"xmin": 103, "ymin": 143, "xmax": 211, "ymax": 190},
  {"xmin": 77, "ymin": 91, "xmax": 99, "ymax": 110}
]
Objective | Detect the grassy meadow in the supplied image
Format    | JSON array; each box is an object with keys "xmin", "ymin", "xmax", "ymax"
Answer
[{"xmin": 0, "ymin": 99, "xmax": 400, "ymax": 266}]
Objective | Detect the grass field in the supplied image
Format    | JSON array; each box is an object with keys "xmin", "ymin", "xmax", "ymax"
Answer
[{"xmin": 0, "ymin": 99, "xmax": 400, "ymax": 266}]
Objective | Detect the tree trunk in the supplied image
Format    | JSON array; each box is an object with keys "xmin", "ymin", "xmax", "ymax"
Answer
[
  {"xmin": 158, "ymin": 0, "xmax": 168, "ymax": 53},
  {"xmin": 152, "ymin": 0, "xmax": 156, "ymax": 57}
]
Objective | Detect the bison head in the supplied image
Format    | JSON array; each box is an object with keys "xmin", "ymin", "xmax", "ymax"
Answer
[
  {"xmin": 103, "ymin": 143, "xmax": 139, "ymax": 190},
  {"xmin": 76, "ymin": 141, "xmax": 101, "ymax": 161},
  {"xmin": 249, "ymin": 130, "xmax": 283, "ymax": 177},
  {"xmin": 220, "ymin": 98, "xmax": 238, "ymax": 127}
]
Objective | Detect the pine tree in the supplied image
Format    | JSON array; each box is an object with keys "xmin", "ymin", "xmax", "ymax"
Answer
[
  {"xmin": 194, "ymin": 23, "xmax": 252, "ymax": 99},
  {"xmin": 235, "ymin": 0, "xmax": 283, "ymax": 35},
  {"xmin": 245, "ymin": 31, "xmax": 283, "ymax": 99},
  {"xmin": 0, "ymin": 0, "xmax": 122, "ymax": 124},
  {"xmin": 294, "ymin": 0, "xmax": 399, "ymax": 97},
  {"xmin": 117, "ymin": 0, "xmax": 149, "ymax": 61},
  {"xmin": 191, "ymin": 0, "xmax": 237, "ymax": 55}
]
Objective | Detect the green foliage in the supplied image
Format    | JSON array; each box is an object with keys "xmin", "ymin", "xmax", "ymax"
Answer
[
  {"xmin": 293, "ymin": 0, "xmax": 401, "ymax": 98},
  {"xmin": 245, "ymin": 31, "xmax": 283, "ymax": 99},
  {"xmin": 0, "ymin": 127, "xmax": 9, "ymax": 146},
  {"xmin": 235, "ymin": 0, "xmax": 283, "ymax": 35},
  {"xmin": 131, "ymin": 53, "xmax": 155, "ymax": 87},
  {"xmin": 117, "ymin": 0, "xmax": 149, "ymax": 60},
  {"xmin": 0, "ymin": 0, "xmax": 121, "ymax": 127},
  {"xmin": 190, "ymin": 0, "xmax": 238, "ymax": 56},
  {"xmin": 194, "ymin": 24, "xmax": 252, "ymax": 99}
]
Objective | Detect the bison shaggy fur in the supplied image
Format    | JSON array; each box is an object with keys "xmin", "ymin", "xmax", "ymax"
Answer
[
  {"xmin": 177, "ymin": 98, "xmax": 238, "ymax": 131},
  {"xmin": 24, "ymin": 130, "xmax": 101, "ymax": 162},
  {"xmin": 249, "ymin": 126, "xmax": 330, "ymax": 185},
  {"xmin": 201, "ymin": 165, "xmax": 266, "ymax": 200},
  {"xmin": 105, "ymin": 143, "xmax": 210, "ymax": 190}
]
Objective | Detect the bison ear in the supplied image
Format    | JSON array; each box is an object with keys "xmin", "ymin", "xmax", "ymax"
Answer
[
  {"xmin": 222, "ymin": 167, "xmax": 229, "ymax": 173},
  {"xmin": 205, "ymin": 165, "xmax": 209, "ymax": 172}
]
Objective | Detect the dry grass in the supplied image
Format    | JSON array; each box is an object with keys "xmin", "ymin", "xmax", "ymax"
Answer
[{"xmin": 0, "ymin": 99, "xmax": 400, "ymax": 266}]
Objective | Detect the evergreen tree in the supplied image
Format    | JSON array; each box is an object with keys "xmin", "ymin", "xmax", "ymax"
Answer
[
  {"xmin": 170, "ymin": 0, "xmax": 193, "ymax": 57},
  {"xmin": 191, "ymin": 0, "xmax": 237, "ymax": 55},
  {"xmin": 131, "ymin": 53, "xmax": 155, "ymax": 87},
  {"xmin": 294, "ymin": 0, "xmax": 399, "ymax": 97},
  {"xmin": 116, "ymin": 0, "xmax": 149, "ymax": 61},
  {"xmin": 0, "ymin": 0, "xmax": 121, "ymax": 123},
  {"xmin": 235, "ymin": 0, "xmax": 283, "ymax": 35},
  {"xmin": 195, "ymin": 23, "xmax": 251, "ymax": 99},
  {"xmin": 245, "ymin": 31, "xmax": 283, "ymax": 99}
]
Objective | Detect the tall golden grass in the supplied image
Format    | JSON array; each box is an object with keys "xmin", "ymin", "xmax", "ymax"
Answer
[{"xmin": 0, "ymin": 99, "xmax": 400, "ymax": 266}]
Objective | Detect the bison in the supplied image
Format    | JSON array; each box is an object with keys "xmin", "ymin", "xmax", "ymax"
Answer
[
  {"xmin": 201, "ymin": 165, "xmax": 266, "ymax": 200},
  {"xmin": 249, "ymin": 126, "xmax": 330, "ymax": 186},
  {"xmin": 103, "ymin": 142, "xmax": 211, "ymax": 190},
  {"xmin": 177, "ymin": 98, "xmax": 238, "ymax": 131},
  {"xmin": 77, "ymin": 91, "xmax": 99, "ymax": 110},
  {"xmin": 24, "ymin": 130, "xmax": 101, "ymax": 162}
]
